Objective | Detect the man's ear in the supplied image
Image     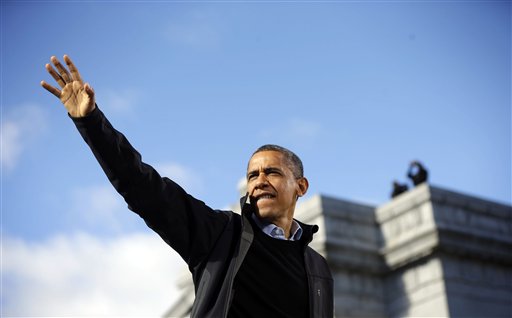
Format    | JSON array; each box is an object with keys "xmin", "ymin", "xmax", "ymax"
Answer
[{"xmin": 297, "ymin": 177, "xmax": 309, "ymax": 198}]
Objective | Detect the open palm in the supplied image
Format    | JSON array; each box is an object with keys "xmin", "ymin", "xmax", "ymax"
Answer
[{"xmin": 41, "ymin": 55, "xmax": 95, "ymax": 117}]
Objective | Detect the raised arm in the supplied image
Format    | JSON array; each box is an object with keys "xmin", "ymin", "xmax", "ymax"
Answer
[
  {"xmin": 40, "ymin": 55, "xmax": 230, "ymax": 268},
  {"xmin": 41, "ymin": 55, "xmax": 96, "ymax": 117}
]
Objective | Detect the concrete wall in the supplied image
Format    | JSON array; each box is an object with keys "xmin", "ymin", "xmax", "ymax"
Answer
[
  {"xmin": 376, "ymin": 184, "xmax": 512, "ymax": 318},
  {"xmin": 442, "ymin": 254, "xmax": 512, "ymax": 318},
  {"xmin": 384, "ymin": 256, "xmax": 449, "ymax": 318}
]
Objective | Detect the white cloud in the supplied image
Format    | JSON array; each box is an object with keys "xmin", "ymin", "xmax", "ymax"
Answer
[
  {"xmin": 1, "ymin": 121, "xmax": 22, "ymax": 170},
  {"xmin": 156, "ymin": 162, "xmax": 204, "ymax": 195},
  {"xmin": 70, "ymin": 184, "xmax": 127, "ymax": 232},
  {"xmin": 1, "ymin": 104, "xmax": 47, "ymax": 171},
  {"xmin": 2, "ymin": 232, "xmax": 188, "ymax": 317}
]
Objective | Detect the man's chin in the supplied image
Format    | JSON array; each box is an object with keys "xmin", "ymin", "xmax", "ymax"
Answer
[{"xmin": 253, "ymin": 207, "xmax": 266, "ymax": 218}]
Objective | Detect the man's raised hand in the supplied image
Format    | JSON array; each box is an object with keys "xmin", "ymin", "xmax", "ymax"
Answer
[{"xmin": 41, "ymin": 55, "xmax": 96, "ymax": 117}]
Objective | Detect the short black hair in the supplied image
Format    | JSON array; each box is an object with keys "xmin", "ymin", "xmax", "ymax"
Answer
[{"xmin": 251, "ymin": 144, "xmax": 304, "ymax": 179}]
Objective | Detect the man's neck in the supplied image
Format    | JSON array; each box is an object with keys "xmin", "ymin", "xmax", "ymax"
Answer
[{"xmin": 252, "ymin": 214, "xmax": 302, "ymax": 241}]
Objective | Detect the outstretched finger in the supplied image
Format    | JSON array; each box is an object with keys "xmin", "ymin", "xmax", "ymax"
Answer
[
  {"xmin": 51, "ymin": 56, "xmax": 71, "ymax": 83},
  {"xmin": 41, "ymin": 80, "xmax": 61, "ymax": 98},
  {"xmin": 46, "ymin": 63, "xmax": 66, "ymax": 88},
  {"xmin": 64, "ymin": 55, "xmax": 83, "ymax": 83}
]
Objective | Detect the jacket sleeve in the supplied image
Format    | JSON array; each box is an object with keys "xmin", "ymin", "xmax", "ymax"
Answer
[{"xmin": 71, "ymin": 106, "xmax": 229, "ymax": 269}]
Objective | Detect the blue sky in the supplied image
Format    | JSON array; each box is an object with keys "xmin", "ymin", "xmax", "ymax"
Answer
[{"xmin": 2, "ymin": 1, "xmax": 510, "ymax": 316}]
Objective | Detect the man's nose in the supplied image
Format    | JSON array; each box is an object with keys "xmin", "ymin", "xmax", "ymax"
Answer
[{"xmin": 254, "ymin": 173, "xmax": 269, "ymax": 188}]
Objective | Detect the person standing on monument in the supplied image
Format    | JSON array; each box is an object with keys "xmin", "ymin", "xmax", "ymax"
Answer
[{"xmin": 407, "ymin": 160, "xmax": 429, "ymax": 186}]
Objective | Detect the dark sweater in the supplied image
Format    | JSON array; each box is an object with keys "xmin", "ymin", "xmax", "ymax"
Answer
[{"xmin": 228, "ymin": 219, "xmax": 309, "ymax": 318}]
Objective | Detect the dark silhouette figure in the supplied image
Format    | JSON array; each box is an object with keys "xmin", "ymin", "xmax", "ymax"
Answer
[
  {"xmin": 391, "ymin": 180, "xmax": 409, "ymax": 198},
  {"xmin": 407, "ymin": 161, "xmax": 428, "ymax": 186}
]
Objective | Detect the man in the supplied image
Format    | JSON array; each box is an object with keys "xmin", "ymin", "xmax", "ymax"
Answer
[{"xmin": 41, "ymin": 55, "xmax": 333, "ymax": 317}]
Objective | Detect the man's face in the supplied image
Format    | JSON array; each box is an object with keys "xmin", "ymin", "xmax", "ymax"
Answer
[{"xmin": 246, "ymin": 150, "xmax": 308, "ymax": 225}]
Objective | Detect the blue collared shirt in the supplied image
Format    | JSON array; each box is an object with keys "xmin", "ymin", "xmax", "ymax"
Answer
[{"xmin": 251, "ymin": 214, "xmax": 303, "ymax": 241}]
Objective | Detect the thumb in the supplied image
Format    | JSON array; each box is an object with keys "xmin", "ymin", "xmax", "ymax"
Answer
[
  {"xmin": 83, "ymin": 83, "xmax": 96, "ymax": 114},
  {"xmin": 84, "ymin": 83, "xmax": 95, "ymax": 97}
]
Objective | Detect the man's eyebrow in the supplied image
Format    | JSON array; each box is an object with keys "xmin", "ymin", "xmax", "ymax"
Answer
[
  {"xmin": 264, "ymin": 167, "xmax": 283, "ymax": 173},
  {"xmin": 247, "ymin": 170, "xmax": 257, "ymax": 177},
  {"xmin": 246, "ymin": 167, "xmax": 283, "ymax": 177}
]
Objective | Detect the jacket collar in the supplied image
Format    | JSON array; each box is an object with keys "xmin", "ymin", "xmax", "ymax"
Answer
[{"xmin": 239, "ymin": 193, "xmax": 318, "ymax": 244}]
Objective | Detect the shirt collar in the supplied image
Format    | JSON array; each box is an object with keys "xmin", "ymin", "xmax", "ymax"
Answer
[{"xmin": 251, "ymin": 214, "xmax": 303, "ymax": 241}]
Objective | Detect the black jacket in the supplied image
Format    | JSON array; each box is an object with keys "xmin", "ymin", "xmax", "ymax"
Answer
[{"xmin": 73, "ymin": 107, "xmax": 334, "ymax": 317}]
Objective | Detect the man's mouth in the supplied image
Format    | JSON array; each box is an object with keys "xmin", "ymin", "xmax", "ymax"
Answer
[{"xmin": 253, "ymin": 193, "xmax": 276, "ymax": 203}]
